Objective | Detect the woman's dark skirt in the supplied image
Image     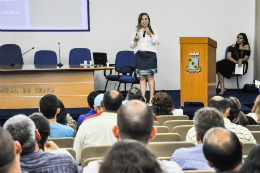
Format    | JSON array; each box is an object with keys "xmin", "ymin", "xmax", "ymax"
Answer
[
  {"xmin": 135, "ymin": 51, "xmax": 157, "ymax": 75},
  {"xmin": 216, "ymin": 59, "xmax": 236, "ymax": 79}
]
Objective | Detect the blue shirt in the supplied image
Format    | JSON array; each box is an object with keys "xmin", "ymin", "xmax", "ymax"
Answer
[
  {"xmin": 170, "ymin": 143, "xmax": 213, "ymax": 170},
  {"xmin": 49, "ymin": 123, "xmax": 74, "ymax": 138},
  {"xmin": 77, "ymin": 110, "xmax": 97, "ymax": 129},
  {"xmin": 20, "ymin": 149, "xmax": 82, "ymax": 173}
]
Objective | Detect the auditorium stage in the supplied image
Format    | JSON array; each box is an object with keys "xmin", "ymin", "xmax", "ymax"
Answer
[{"xmin": 0, "ymin": 89, "xmax": 258, "ymax": 126}]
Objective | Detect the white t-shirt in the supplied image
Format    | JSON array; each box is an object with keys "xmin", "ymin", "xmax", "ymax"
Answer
[
  {"xmin": 172, "ymin": 109, "xmax": 183, "ymax": 115},
  {"xmin": 247, "ymin": 113, "xmax": 258, "ymax": 122}
]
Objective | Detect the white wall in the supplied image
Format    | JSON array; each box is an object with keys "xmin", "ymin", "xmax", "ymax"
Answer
[{"xmin": 0, "ymin": 0, "xmax": 255, "ymax": 91}]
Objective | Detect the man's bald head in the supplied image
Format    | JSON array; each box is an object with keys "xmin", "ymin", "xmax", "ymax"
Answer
[
  {"xmin": 117, "ymin": 100, "xmax": 154, "ymax": 144},
  {"xmin": 103, "ymin": 90, "xmax": 123, "ymax": 112},
  {"xmin": 203, "ymin": 128, "xmax": 242, "ymax": 172},
  {"xmin": 209, "ymin": 96, "xmax": 229, "ymax": 114}
]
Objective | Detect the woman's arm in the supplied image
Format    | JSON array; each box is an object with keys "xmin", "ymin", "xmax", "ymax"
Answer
[
  {"xmin": 227, "ymin": 44, "xmax": 238, "ymax": 63},
  {"xmin": 150, "ymin": 26, "xmax": 159, "ymax": 45},
  {"xmin": 237, "ymin": 44, "xmax": 250, "ymax": 67},
  {"xmin": 129, "ymin": 28, "xmax": 138, "ymax": 49}
]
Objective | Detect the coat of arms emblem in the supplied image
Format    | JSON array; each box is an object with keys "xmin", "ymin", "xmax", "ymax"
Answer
[{"xmin": 186, "ymin": 52, "xmax": 202, "ymax": 73}]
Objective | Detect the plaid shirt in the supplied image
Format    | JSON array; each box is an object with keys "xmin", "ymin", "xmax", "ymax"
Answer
[
  {"xmin": 186, "ymin": 118, "xmax": 256, "ymax": 145},
  {"xmin": 20, "ymin": 149, "xmax": 83, "ymax": 173}
]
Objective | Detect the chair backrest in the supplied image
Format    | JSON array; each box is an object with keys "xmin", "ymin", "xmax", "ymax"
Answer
[
  {"xmin": 153, "ymin": 121, "xmax": 159, "ymax": 126},
  {"xmin": 69, "ymin": 48, "xmax": 91, "ymax": 64},
  {"xmin": 151, "ymin": 133, "xmax": 181, "ymax": 142},
  {"xmin": 225, "ymin": 46, "xmax": 230, "ymax": 59},
  {"xmin": 149, "ymin": 142, "xmax": 196, "ymax": 157},
  {"xmin": 183, "ymin": 171, "xmax": 215, "ymax": 173},
  {"xmin": 251, "ymin": 131, "xmax": 260, "ymax": 144},
  {"xmin": 115, "ymin": 51, "xmax": 135, "ymax": 73},
  {"xmin": 0, "ymin": 44, "xmax": 24, "ymax": 65},
  {"xmin": 73, "ymin": 120, "xmax": 77, "ymax": 126},
  {"xmin": 154, "ymin": 126, "xmax": 169, "ymax": 133},
  {"xmin": 64, "ymin": 148, "xmax": 76, "ymax": 160},
  {"xmin": 81, "ymin": 145, "xmax": 112, "ymax": 164},
  {"xmin": 34, "ymin": 50, "xmax": 57, "ymax": 64},
  {"xmin": 47, "ymin": 137, "xmax": 74, "ymax": 148},
  {"xmin": 164, "ymin": 120, "xmax": 194, "ymax": 133},
  {"xmin": 245, "ymin": 125, "xmax": 260, "ymax": 131},
  {"xmin": 157, "ymin": 115, "xmax": 189, "ymax": 126},
  {"xmin": 83, "ymin": 157, "xmax": 103, "ymax": 167},
  {"xmin": 242, "ymin": 142, "xmax": 257, "ymax": 155},
  {"xmin": 173, "ymin": 125, "xmax": 194, "ymax": 141},
  {"xmin": 68, "ymin": 124, "xmax": 76, "ymax": 131}
]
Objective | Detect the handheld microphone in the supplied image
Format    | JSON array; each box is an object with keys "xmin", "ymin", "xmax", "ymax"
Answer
[
  {"xmin": 10, "ymin": 47, "xmax": 34, "ymax": 66},
  {"xmin": 57, "ymin": 42, "xmax": 63, "ymax": 67},
  {"xmin": 143, "ymin": 25, "xmax": 147, "ymax": 38}
]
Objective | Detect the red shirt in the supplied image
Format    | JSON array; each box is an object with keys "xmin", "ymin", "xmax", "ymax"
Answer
[
  {"xmin": 82, "ymin": 111, "xmax": 103, "ymax": 123},
  {"xmin": 153, "ymin": 114, "xmax": 158, "ymax": 121}
]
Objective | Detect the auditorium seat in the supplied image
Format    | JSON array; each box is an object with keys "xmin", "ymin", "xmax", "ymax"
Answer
[
  {"xmin": 65, "ymin": 148, "xmax": 76, "ymax": 160},
  {"xmin": 157, "ymin": 157, "xmax": 171, "ymax": 161},
  {"xmin": 157, "ymin": 115, "xmax": 189, "ymax": 126},
  {"xmin": 153, "ymin": 121, "xmax": 159, "ymax": 126},
  {"xmin": 148, "ymin": 142, "xmax": 196, "ymax": 157},
  {"xmin": 81, "ymin": 145, "xmax": 112, "ymax": 165},
  {"xmin": 164, "ymin": 120, "xmax": 194, "ymax": 133},
  {"xmin": 173, "ymin": 125, "xmax": 193, "ymax": 141},
  {"xmin": 47, "ymin": 137, "xmax": 74, "ymax": 148},
  {"xmin": 151, "ymin": 133, "xmax": 181, "ymax": 142},
  {"xmin": 183, "ymin": 170, "xmax": 215, "ymax": 173},
  {"xmin": 83, "ymin": 157, "xmax": 102, "ymax": 167},
  {"xmin": 69, "ymin": 124, "xmax": 76, "ymax": 131},
  {"xmin": 245, "ymin": 125, "xmax": 260, "ymax": 131},
  {"xmin": 73, "ymin": 120, "xmax": 77, "ymax": 126},
  {"xmin": 154, "ymin": 126, "xmax": 169, "ymax": 133},
  {"xmin": 242, "ymin": 142, "xmax": 257, "ymax": 155},
  {"xmin": 251, "ymin": 131, "xmax": 260, "ymax": 144}
]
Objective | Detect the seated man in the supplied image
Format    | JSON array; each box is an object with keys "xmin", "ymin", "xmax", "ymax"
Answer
[
  {"xmin": 0, "ymin": 127, "xmax": 22, "ymax": 173},
  {"xmin": 171, "ymin": 107, "xmax": 225, "ymax": 170},
  {"xmin": 83, "ymin": 100, "xmax": 182, "ymax": 173},
  {"xmin": 82, "ymin": 93, "xmax": 104, "ymax": 122},
  {"xmin": 186, "ymin": 96, "xmax": 256, "ymax": 145},
  {"xmin": 3, "ymin": 114, "xmax": 82, "ymax": 173},
  {"xmin": 40, "ymin": 94, "xmax": 74, "ymax": 138},
  {"xmin": 77, "ymin": 91, "xmax": 99, "ymax": 129},
  {"xmin": 74, "ymin": 90, "xmax": 123, "ymax": 163},
  {"xmin": 203, "ymin": 127, "xmax": 243, "ymax": 173}
]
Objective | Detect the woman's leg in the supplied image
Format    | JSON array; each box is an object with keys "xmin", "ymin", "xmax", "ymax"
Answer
[
  {"xmin": 140, "ymin": 75, "xmax": 147, "ymax": 101},
  {"xmin": 217, "ymin": 71, "xmax": 226, "ymax": 94},
  {"xmin": 147, "ymin": 75, "xmax": 155, "ymax": 104}
]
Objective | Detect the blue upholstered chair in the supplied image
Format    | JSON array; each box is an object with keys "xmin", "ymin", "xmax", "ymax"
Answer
[
  {"xmin": 34, "ymin": 50, "xmax": 57, "ymax": 65},
  {"xmin": 0, "ymin": 44, "xmax": 24, "ymax": 65},
  {"xmin": 104, "ymin": 51, "xmax": 139, "ymax": 92},
  {"xmin": 217, "ymin": 46, "xmax": 248, "ymax": 93},
  {"xmin": 69, "ymin": 48, "xmax": 91, "ymax": 64}
]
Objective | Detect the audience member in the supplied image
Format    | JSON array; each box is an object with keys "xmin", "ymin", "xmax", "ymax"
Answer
[
  {"xmin": 3, "ymin": 114, "xmax": 82, "ymax": 173},
  {"xmin": 247, "ymin": 94, "xmax": 260, "ymax": 121},
  {"xmin": 39, "ymin": 94, "xmax": 74, "ymax": 138},
  {"xmin": 56, "ymin": 99, "xmax": 74, "ymax": 125},
  {"xmin": 74, "ymin": 90, "xmax": 123, "ymax": 163},
  {"xmin": 239, "ymin": 145, "xmax": 260, "ymax": 173},
  {"xmin": 29, "ymin": 112, "xmax": 74, "ymax": 159},
  {"xmin": 0, "ymin": 126, "xmax": 23, "ymax": 173},
  {"xmin": 125, "ymin": 87, "xmax": 145, "ymax": 102},
  {"xmin": 171, "ymin": 107, "xmax": 224, "ymax": 170},
  {"xmin": 227, "ymin": 96, "xmax": 257, "ymax": 126},
  {"xmin": 77, "ymin": 91, "xmax": 99, "ymax": 129},
  {"xmin": 83, "ymin": 100, "xmax": 182, "ymax": 173},
  {"xmin": 82, "ymin": 93, "xmax": 104, "ymax": 123},
  {"xmin": 203, "ymin": 128, "xmax": 243, "ymax": 173},
  {"xmin": 152, "ymin": 92, "xmax": 183, "ymax": 116},
  {"xmin": 99, "ymin": 140, "xmax": 163, "ymax": 173},
  {"xmin": 186, "ymin": 96, "xmax": 256, "ymax": 145}
]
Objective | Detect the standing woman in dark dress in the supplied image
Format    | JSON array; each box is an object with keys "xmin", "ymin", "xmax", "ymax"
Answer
[
  {"xmin": 217, "ymin": 33, "xmax": 250, "ymax": 95},
  {"xmin": 129, "ymin": 13, "xmax": 160, "ymax": 104}
]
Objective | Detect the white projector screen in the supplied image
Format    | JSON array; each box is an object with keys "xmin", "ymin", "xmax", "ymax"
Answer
[{"xmin": 0, "ymin": 0, "xmax": 90, "ymax": 31}]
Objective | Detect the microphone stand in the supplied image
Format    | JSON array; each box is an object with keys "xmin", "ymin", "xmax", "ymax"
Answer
[
  {"xmin": 10, "ymin": 47, "xmax": 34, "ymax": 66},
  {"xmin": 57, "ymin": 43, "xmax": 63, "ymax": 67}
]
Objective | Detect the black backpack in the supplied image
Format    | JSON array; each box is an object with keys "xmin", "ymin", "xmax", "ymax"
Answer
[{"xmin": 242, "ymin": 84, "xmax": 259, "ymax": 93}]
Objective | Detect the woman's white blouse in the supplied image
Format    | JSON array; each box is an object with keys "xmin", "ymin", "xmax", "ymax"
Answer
[
  {"xmin": 129, "ymin": 26, "xmax": 160, "ymax": 54},
  {"xmin": 247, "ymin": 113, "xmax": 258, "ymax": 121}
]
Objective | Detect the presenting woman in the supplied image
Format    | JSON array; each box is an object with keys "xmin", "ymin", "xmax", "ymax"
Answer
[
  {"xmin": 129, "ymin": 12, "xmax": 159, "ymax": 104},
  {"xmin": 217, "ymin": 33, "xmax": 250, "ymax": 95}
]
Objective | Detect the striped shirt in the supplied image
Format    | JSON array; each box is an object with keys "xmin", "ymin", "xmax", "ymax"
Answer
[
  {"xmin": 20, "ymin": 149, "xmax": 83, "ymax": 173},
  {"xmin": 186, "ymin": 118, "xmax": 256, "ymax": 145}
]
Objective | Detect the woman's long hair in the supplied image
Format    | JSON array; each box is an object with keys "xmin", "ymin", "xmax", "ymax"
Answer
[
  {"xmin": 56, "ymin": 99, "xmax": 68, "ymax": 125},
  {"xmin": 234, "ymin": 33, "xmax": 250, "ymax": 57},
  {"xmin": 98, "ymin": 140, "xmax": 163, "ymax": 173},
  {"xmin": 136, "ymin": 13, "xmax": 154, "ymax": 35},
  {"xmin": 227, "ymin": 97, "xmax": 249, "ymax": 126},
  {"xmin": 252, "ymin": 95, "xmax": 260, "ymax": 121},
  {"xmin": 152, "ymin": 92, "xmax": 174, "ymax": 116}
]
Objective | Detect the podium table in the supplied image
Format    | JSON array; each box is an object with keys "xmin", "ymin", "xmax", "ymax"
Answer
[
  {"xmin": 0, "ymin": 64, "xmax": 114, "ymax": 109},
  {"xmin": 180, "ymin": 37, "xmax": 217, "ymax": 107}
]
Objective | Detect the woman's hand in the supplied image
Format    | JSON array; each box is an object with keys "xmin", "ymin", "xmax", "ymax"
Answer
[
  {"xmin": 44, "ymin": 141, "xmax": 59, "ymax": 152},
  {"xmin": 144, "ymin": 27, "xmax": 153, "ymax": 36},
  {"xmin": 238, "ymin": 59, "xmax": 243, "ymax": 67},
  {"xmin": 134, "ymin": 34, "xmax": 140, "ymax": 42}
]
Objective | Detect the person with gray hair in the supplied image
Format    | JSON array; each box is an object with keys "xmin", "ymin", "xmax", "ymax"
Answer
[
  {"xmin": 4, "ymin": 114, "xmax": 83, "ymax": 173},
  {"xmin": 170, "ymin": 107, "xmax": 225, "ymax": 170}
]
